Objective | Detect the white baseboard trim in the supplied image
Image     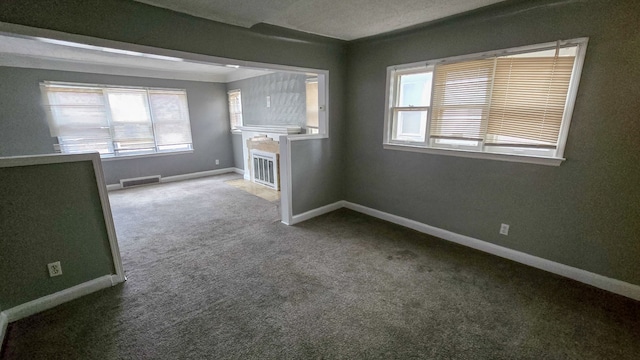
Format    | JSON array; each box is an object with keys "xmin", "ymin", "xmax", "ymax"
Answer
[
  {"xmin": 110, "ymin": 274, "xmax": 126, "ymax": 285},
  {"xmin": 107, "ymin": 168, "xmax": 238, "ymax": 191},
  {"xmin": 3, "ymin": 274, "xmax": 117, "ymax": 323},
  {"xmin": 342, "ymin": 201, "xmax": 640, "ymax": 301},
  {"xmin": 285, "ymin": 200, "xmax": 345, "ymax": 225},
  {"xmin": 161, "ymin": 168, "xmax": 236, "ymax": 183},
  {"xmin": 0, "ymin": 312, "xmax": 8, "ymax": 350}
]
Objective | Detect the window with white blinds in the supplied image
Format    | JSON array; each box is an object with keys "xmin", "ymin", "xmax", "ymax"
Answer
[
  {"xmin": 305, "ymin": 78, "xmax": 319, "ymax": 134},
  {"xmin": 227, "ymin": 89, "xmax": 243, "ymax": 131},
  {"xmin": 41, "ymin": 82, "xmax": 193, "ymax": 158},
  {"xmin": 384, "ymin": 38, "xmax": 588, "ymax": 164}
]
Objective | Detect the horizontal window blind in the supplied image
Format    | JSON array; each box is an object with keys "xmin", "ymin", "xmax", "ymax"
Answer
[
  {"xmin": 430, "ymin": 59, "xmax": 495, "ymax": 141},
  {"xmin": 106, "ymin": 89, "xmax": 155, "ymax": 154},
  {"xmin": 41, "ymin": 84, "xmax": 113, "ymax": 154},
  {"xmin": 384, "ymin": 38, "xmax": 587, "ymax": 162},
  {"xmin": 430, "ymin": 52, "xmax": 575, "ymax": 147},
  {"xmin": 487, "ymin": 56, "xmax": 575, "ymax": 147},
  {"xmin": 149, "ymin": 90, "xmax": 193, "ymax": 150},
  {"xmin": 41, "ymin": 82, "xmax": 193, "ymax": 157}
]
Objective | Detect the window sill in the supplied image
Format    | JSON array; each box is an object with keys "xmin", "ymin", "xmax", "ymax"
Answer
[
  {"xmin": 100, "ymin": 150, "xmax": 194, "ymax": 162},
  {"xmin": 288, "ymin": 133, "xmax": 328, "ymax": 141},
  {"xmin": 231, "ymin": 129, "xmax": 242, "ymax": 135},
  {"xmin": 383, "ymin": 143, "xmax": 565, "ymax": 166}
]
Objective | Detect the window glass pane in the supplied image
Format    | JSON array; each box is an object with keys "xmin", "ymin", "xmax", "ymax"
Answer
[
  {"xmin": 149, "ymin": 90, "xmax": 192, "ymax": 148},
  {"xmin": 384, "ymin": 39, "xmax": 586, "ymax": 161},
  {"xmin": 398, "ymin": 72, "xmax": 432, "ymax": 107},
  {"xmin": 107, "ymin": 90, "xmax": 155, "ymax": 152},
  {"xmin": 486, "ymin": 52, "xmax": 575, "ymax": 146},
  {"xmin": 228, "ymin": 90, "xmax": 243, "ymax": 129},
  {"xmin": 306, "ymin": 80, "xmax": 319, "ymax": 128},
  {"xmin": 430, "ymin": 58, "xmax": 494, "ymax": 142},
  {"xmin": 58, "ymin": 135, "xmax": 113, "ymax": 154},
  {"xmin": 401, "ymin": 112, "xmax": 422, "ymax": 134},
  {"xmin": 393, "ymin": 110, "xmax": 428, "ymax": 142},
  {"xmin": 42, "ymin": 82, "xmax": 194, "ymax": 158},
  {"xmin": 44, "ymin": 89, "xmax": 108, "ymax": 137},
  {"xmin": 108, "ymin": 91, "xmax": 150, "ymax": 123},
  {"xmin": 50, "ymin": 90, "xmax": 104, "ymax": 106},
  {"xmin": 50, "ymin": 106, "xmax": 109, "ymax": 134}
]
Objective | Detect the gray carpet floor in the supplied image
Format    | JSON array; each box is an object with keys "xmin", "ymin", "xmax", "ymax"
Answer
[{"xmin": 2, "ymin": 174, "xmax": 639, "ymax": 359}]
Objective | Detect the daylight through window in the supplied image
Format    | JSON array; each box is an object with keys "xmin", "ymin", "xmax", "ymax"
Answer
[
  {"xmin": 41, "ymin": 82, "xmax": 193, "ymax": 158},
  {"xmin": 305, "ymin": 78, "xmax": 319, "ymax": 134},
  {"xmin": 384, "ymin": 38, "xmax": 588, "ymax": 164},
  {"xmin": 228, "ymin": 89, "xmax": 243, "ymax": 131}
]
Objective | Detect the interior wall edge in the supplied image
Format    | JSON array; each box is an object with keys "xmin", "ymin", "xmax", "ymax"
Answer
[{"xmin": 0, "ymin": 312, "xmax": 8, "ymax": 353}]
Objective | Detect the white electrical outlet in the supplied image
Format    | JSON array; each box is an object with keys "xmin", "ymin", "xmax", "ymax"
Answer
[
  {"xmin": 266, "ymin": 96, "xmax": 271, "ymax": 108},
  {"xmin": 215, "ymin": 159, "xmax": 220, "ymax": 165},
  {"xmin": 47, "ymin": 261, "xmax": 62, "ymax": 277},
  {"xmin": 500, "ymin": 223, "xmax": 510, "ymax": 236}
]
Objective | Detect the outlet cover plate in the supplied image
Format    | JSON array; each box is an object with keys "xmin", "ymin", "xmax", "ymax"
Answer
[
  {"xmin": 500, "ymin": 223, "xmax": 510, "ymax": 236},
  {"xmin": 47, "ymin": 261, "xmax": 62, "ymax": 277}
]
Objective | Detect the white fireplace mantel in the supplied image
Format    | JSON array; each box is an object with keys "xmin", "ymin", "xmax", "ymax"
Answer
[{"xmin": 239, "ymin": 125, "xmax": 302, "ymax": 180}]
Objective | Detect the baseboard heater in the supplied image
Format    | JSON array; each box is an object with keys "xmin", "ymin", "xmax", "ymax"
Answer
[
  {"xmin": 120, "ymin": 175, "xmax": 161, "ymax": 188},
  {"xmin": 251, "ymin": 150, "xmax": 279, "ymax": 190}
]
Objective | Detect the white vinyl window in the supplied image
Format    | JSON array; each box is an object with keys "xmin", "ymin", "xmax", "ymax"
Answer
[
  {"xmin": 384, "ymin": 38, "xmax": 588, "ymax": 165},
  {"xmin": 228, "ymin": 89, "xmax": 243, "ymax": 131},
  {"xmin": 41, "ymin": 82, "xmax": 193, "ymax": 158},
  {"xmin": 305, "ymin": 78, "xmax": 320, "ymax": 134}
]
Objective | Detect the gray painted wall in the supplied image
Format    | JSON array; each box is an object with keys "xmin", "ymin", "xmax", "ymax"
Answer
[
  {"xmin": 0, "ymin": 160, "xmax": 115, "ymax": 309},
  {"xmin": 0, "ymin": 67, "xmax": 232, "ymax": 185},
  {"xmin": 346, "ymin": 0, "xmax": 640, "ymax": 285},
  {"xmin": 227, "ymin": 72, "xmax": 309, "ymax": 128}
]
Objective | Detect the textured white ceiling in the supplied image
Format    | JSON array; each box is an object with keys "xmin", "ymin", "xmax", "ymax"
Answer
[
  {"xmin": 134, "ymin": 0, "xmax": 508, "ymax": 40},
  {"xmin": 0, "ymin": 34, "xmax": 272, "ymax": 83}
]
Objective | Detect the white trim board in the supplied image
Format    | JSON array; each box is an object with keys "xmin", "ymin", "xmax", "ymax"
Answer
[
  {"xmin": 0, "ymin": 274, "xmax": 120, "ymax": 352},
  {"xmin": 284, "ymin": 200, "xmax": 640, "ymax": 301},
  {"xmin": 287, "ymin": 201, "xmax": 344, "ymax": 225},
  {"xmin": 0, "ymin": 152, "xmax": 97, "ymax": 167},
  {"xmin": 106, "ymin": 167, "xmax": 239, "ymax": 191},
  {"xmin": 91, "ymin": 154, "xmax": 126, "ymax": 284},
  {"xmin": 3, "ymin": 275, "xmax": 116, "ymax": 323},
  {"xmin": 0, "ymin": 312, "xmax": 8, "ymax": 351}
]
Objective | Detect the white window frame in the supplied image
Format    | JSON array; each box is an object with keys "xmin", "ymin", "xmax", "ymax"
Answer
[
  {"xmin": 305, "ymin": 77, "xmax": 320, "ymax": 134},
  {"xmin": 389, "ymin": 67, "xmax": 433, "ymax": 143},
  {"xmin": 383, "ymin": 38, "xmax": 589, "ymax": 166},
  {"xmin": 42, "ymin": 81, "xmax": 194, "ymax": 160},
  {"xmin": 228, "ymin": 89, "xmax": 243, "ymax": 134}
]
